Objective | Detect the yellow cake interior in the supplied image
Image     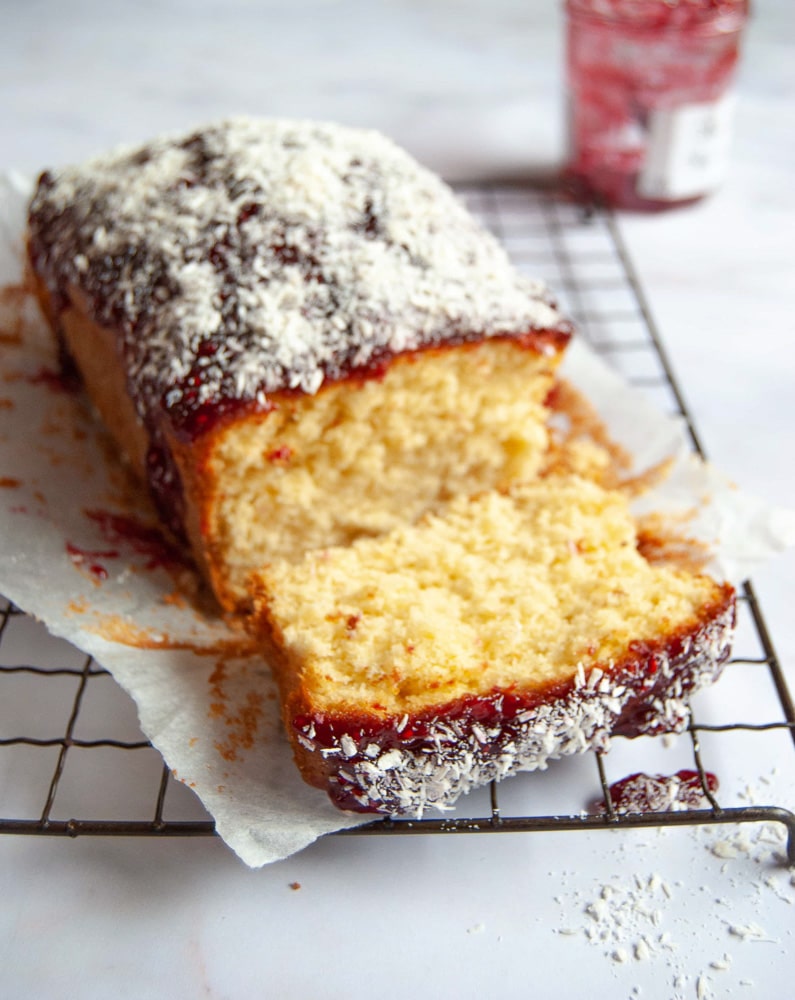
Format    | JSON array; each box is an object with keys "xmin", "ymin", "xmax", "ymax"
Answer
[
  {"xmin": 207, "ymin": 338, "xmax": 561, "ymax": 604},
  {"xmin": 254, "ymin": 475, "xmax": 727, "ymax": 718}
]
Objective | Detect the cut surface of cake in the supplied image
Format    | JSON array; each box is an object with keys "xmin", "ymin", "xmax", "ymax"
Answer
[
  {"xmin": 251, "ymin": 476, "xmax": 735, "ymax": 815},
  {"xmin": 27, "ymin": 118, "xmax": 570, "ymax": 609}
]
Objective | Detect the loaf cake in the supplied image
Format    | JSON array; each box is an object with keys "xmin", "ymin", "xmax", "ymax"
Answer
[
  {"xmin": 27, "ymin": 118, "xmax": 570, "ymax": 610},
  {"xmin": 251, "ymin": 475, "xmax": 735, "ymax": 815}
]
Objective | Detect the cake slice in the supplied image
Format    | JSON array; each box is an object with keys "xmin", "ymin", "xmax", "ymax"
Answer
[
  {"xmin": 27, "ymin": 118, "xmax": 569, "ymax": 610},
  {"xmin": 250, "ymin": 476, "xmax": 735, "ymax": 815}
]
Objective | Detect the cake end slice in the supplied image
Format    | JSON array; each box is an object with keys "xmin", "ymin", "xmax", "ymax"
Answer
[{"xmin": 251, "ymin": 476, "xmax": 735, "ymax": 815}]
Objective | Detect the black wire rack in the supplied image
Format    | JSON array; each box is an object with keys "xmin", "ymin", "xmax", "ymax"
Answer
[{"xmin": 1, "ymin": 182, "xmax": 794, "ymax": 861}]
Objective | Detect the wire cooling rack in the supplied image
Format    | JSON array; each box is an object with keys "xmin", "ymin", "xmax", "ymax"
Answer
[{"xmin": 1, "ymin": 182, "xmax": 794, "ymax": 860}]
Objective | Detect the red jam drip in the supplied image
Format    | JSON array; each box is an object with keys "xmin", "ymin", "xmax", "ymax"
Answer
[
  {"xmin": 600, "ymin": 769, "xmax": 719, "ymax": 814},
  {"xmin": 144, "ymin": 432, "xmax": 188, "ymax": 545},
  {"xmin": 84, "ymin": 509, "xmax": 189, "ymax": 572},
  {"xmin": 65, "ymin": 510, "xmax": 194, "ymax": 583}
]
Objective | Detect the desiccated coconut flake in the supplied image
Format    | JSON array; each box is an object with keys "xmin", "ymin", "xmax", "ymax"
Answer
[
  {"xmin": 339, "ymin": 734, "xmax": 358, "ymax": 758},
  {"xmin": 376, "ymin": 749, "xmax": 403, "ymax": 771},
  {"xmin": 727, "ymin": 922, "xmax": 778, "ymax": 943},
  {"xmin": 586, "ymin": 899, "xmax": 610, "ymax": 922},
  {"xmin": 696, "ymin": 973, "xmax": 711, "ymax": 999},
  {"xmin": 710, "ymin": 841, "xmax": 738, "ymax": 860},
  {"xmin": 658, "ymin": 932, "xmax": 676, "ymax": 951}
]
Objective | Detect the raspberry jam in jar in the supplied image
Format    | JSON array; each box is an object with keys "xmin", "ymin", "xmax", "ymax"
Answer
[{"xmin": 564, "ymin": 0, "xmax": 749, "ymax": 210}]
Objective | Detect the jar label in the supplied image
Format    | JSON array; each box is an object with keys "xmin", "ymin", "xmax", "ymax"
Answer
[{"xmin": 637, "ymin": 94, "xmax": 736, "ymax": 201}]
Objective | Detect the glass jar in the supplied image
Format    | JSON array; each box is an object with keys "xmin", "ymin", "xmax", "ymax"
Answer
[{"xmin": 564, "ymin": 0, "xmax": 750, "ymax": 211}]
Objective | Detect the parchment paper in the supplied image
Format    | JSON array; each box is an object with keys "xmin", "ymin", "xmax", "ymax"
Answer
[{"xmin": 1, "ymin": 172, "xmax": 793, "ymax": 867}]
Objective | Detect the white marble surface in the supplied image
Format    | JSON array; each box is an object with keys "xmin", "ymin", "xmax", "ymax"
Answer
[{"xmin": 2, "ymin": 2, "xmax": 794, "ymax": 998}]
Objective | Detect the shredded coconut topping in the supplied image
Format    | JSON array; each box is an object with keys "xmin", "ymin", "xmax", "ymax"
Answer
[{"xmin": 28, "ymin": 117, "xmax": 564, "ymax": 430}]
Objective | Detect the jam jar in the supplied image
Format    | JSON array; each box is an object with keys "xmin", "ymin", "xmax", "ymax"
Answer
[{"xmin": 564, "ymin": 0, "xmax": 750, "ymax": 210}]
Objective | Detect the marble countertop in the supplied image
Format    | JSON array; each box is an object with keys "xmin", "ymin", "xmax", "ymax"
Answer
[{"xmin": 2, "ymin": 2, "xmax": 793, "ymax": 997}]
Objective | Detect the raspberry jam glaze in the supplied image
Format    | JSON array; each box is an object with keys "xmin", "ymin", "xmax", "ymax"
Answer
[{"xmin": 564, "ymin": 0, "xmax": 749, "ymax": 211}]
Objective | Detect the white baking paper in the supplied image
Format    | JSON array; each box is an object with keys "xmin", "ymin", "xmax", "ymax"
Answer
[{"xmin": 1, "ymin": 172, "xmax": 793, "ymax": 867}]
